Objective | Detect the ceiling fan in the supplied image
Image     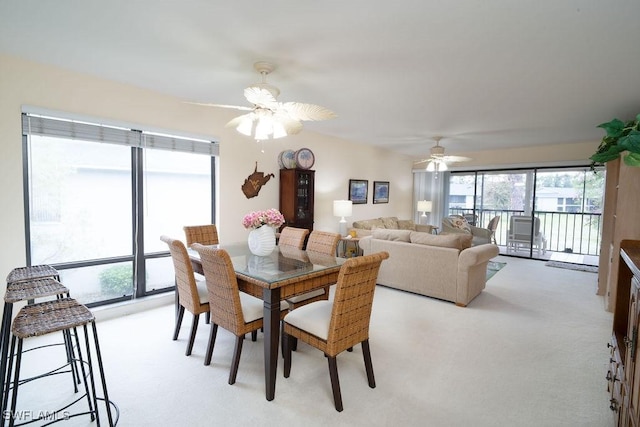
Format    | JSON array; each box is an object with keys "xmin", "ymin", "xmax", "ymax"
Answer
[
  {"xmin": 419, "ymin": 136, "xmax": 471, "ymax": 175},
  {"xmin": 193, "ymin": 61, "xmax": 336, "ymax": 141}
]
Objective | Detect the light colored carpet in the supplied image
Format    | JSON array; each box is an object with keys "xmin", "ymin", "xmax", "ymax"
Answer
[{"xmin": 10, "ymin": 256, "xmax": 614, "ymax": 426}]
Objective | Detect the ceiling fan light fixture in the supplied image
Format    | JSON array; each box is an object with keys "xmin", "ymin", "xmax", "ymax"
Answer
[
  {"xmin": 272, "ymin": 121, "xmax": 287, "ymax": 139},
  {"xmin": 426, "ymin": 161, "xmax": 435, "ymax": 172},
  {"xmin": 236, "ymin": 116, "xmax": 254, "ymax": 136},
  {"xmin": 439, "ymin": 161, "xmax": 448, "ymax": 171}
]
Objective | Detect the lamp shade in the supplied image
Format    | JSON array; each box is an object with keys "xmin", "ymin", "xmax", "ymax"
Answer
[
  {"xmin": 417, "ymin": 200, "xmax": 432, "ymax": 213},
  {"xmin": 333, "ymin": 200, "xmax": 353, "ymax": 219}
]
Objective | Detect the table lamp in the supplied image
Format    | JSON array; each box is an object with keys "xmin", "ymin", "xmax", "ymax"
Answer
[
  {"xmin": 417, "ymin": 200, "xmax": 432, "ymax": 224},
  {"xmin": 333, "ymin": 200, "xmax": 353, "ymax": 236}
]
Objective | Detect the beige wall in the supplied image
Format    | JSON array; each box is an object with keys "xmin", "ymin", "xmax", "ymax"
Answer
[{"xmin": 0, "ymin": 54, "xmax": 414, "ymax": 284}]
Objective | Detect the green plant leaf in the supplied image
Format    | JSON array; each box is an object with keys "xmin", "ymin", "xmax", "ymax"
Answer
[
  {"xmin": 623, "ymin": 151, "xmax": 640, "ymax": 167},
  {"xmin": 597, "ymin": 118, "xmax": 625, "ymax": 138},
  {"xmin": 618, "ymin": 130, "xmax": 640, "ymax": 154},
  {"xmin": 590, "ymin": 144, "xmax": 624, "ymax": 163}
]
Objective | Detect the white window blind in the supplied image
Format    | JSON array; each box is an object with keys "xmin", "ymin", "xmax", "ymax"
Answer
[{"xmin": 22, "ymin": 113, "xmax": 219, "ymax": 156}]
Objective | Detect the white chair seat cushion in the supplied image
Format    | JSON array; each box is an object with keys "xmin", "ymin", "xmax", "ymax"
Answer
[
  {"xmin": 239, "ymin": 293, "xmax": 289, "ymax": 323},
  {"xmin": 284, "ymin": 300, "xmax": 333, "ymax": 340},
  {"xmin": 195, "ymin": 280, "xmax": 208, "ymax": 305},
  {"xmin": 286, "ymin": 288, "xmax": 325, "ymax": 304}
]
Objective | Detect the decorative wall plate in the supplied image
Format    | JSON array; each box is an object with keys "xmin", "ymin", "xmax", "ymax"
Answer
[
  {"xmin": 295, "ymin": 148, "xmax": 315, "ymax": 170},
  {"xmin": 279, "ymin": 150, "xmax": 296, "ymax": 169}
]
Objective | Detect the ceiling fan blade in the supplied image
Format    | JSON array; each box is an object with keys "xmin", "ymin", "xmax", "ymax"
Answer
[
  {"xmin": 280, "ymin": 102, "xmax": 336, "ymax": 121},
  {"xmin": 184, "ymin": 101, "xmax": 252, "ymax": 111},
  {"xmin": 244, "ymin": 86, "xmax": 278, "ymax": 109},
  {"xmin": 442, "ymin": 155, "xmax": 471, "ymax": 163}
]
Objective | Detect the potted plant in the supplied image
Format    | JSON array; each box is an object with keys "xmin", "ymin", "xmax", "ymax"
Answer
[{"xmin": 590, "ymin": 114, "xmax": 640, "ymax": 168}]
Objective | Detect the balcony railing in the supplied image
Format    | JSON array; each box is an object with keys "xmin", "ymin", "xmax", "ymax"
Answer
[{"xmin": 448, "ymin": 208, "xmax": 602, "ymax": 256}]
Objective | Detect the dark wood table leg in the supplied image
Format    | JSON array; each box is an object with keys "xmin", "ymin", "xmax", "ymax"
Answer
[{"xmin": 263, "ymin": 287, "xmax": 281, "ymax": 401}]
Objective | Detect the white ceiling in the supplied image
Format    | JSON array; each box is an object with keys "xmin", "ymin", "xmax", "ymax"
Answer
[{"xmin": 1, "ymin": 1, "xmax": 639, "ymax": 160}]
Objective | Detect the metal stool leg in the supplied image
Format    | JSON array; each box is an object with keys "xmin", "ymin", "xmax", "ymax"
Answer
[
  {"xmin": 73, "ymin": 326, "xmax": 96, "ymax": 422},
  {"xmin": 0, "ymin": 303, "xmax": 13, "ymax": 415},
  {"xmin": 90, "ymin": 321, "xmax": 114, "ymax": 426}
]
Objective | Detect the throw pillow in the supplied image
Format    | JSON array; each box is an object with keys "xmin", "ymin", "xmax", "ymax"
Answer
[
  {"xmin": 381, "ymin": 216, "xmax": 399, "ymax": 229},
  {"xmin": 372, "ymin": 228, "xmax": 412, "ymax": 242},
  {"xmin": 397, "ymin": 219, "xmax": 417, "ymax": 231},
  {"xmin": 447, "ymin": 216, "xmax": 471, "ymax": 233}
]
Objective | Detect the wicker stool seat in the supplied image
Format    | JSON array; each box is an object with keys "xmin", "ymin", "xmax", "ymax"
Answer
[
  {"xmin": 3, "ymin": 298, "xmax": 115, "ymax": 427},
  {"xmin": 5, "ymin": 278, "xmax": 68, "ymax": 304},
  {"xmin": 6, "ymin": 265, "xmax": 60, "ymax": 284}
]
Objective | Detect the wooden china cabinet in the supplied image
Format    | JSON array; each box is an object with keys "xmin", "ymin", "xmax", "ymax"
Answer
[
  {"xmin": 608, "ymin": 240, "xmax": 640, "ymax": 426},
  {"xmin": 279, "ymin": 169, "xmax": 314, "ymax": 231}
]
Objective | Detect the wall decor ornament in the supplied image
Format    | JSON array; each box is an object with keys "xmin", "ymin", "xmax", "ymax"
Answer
[
  {"xmin": 348, "ymin": 179, "xmax": 368, "ymax": 204},
  {"xmin": 241, "ymin": 162, "xmax": 275, "ymax": 198},
  {"xmin": 373, "ymin": 181, "xmax": 389, "ymax": 204}
]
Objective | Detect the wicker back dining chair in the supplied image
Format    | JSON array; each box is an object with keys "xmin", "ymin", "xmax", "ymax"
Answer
[
  {"xmin": 278, "ymin": 226, "xmax": 309, "ymax": 249},
  {"xmin": 183, "ymin": 224, "xmax": 219, "ymax": 247},
  {"xmin": 160, "ymin": 235, "xmax": 210, "ymax": 356},
  {"xmin": 283, "ymin": 251, "xmax": 389, "ymax": 412},
  {"xmin": 286, "ymin": 230, "xmax": 341, "ymax": 310},
  {"xmin": 191, "ymin": 243, "xmax": 288, "ymax": 384}
]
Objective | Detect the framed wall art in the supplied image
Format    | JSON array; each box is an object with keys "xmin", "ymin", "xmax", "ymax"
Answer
[
  {"xmin": 373, "ymin": 181, "xmax": 389, "ymax": 204},
  {"xmin": 348, "ymin": 179, "xmax": 368, "ymax": 204}
]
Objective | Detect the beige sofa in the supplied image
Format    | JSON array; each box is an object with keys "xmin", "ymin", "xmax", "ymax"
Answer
[
  {"xmin": 349, "ymin": 216, "xmax": 433, "ymax": 237},
  {"xmin": 360, "ymin": 229, "xmax": 499, "ymax": 307}
]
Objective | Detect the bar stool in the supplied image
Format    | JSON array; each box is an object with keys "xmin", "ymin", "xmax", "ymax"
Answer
[
  {"xmin": 3, "ymin": 298, "xmax": 115, "ymax": 426},
  {"xmin": 1, "ymin": 266, "xmax": 81, "ymax": 420}
]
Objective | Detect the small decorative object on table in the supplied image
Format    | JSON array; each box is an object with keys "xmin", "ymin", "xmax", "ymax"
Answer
[{"xmin": 243, "ymin": 209, "xmax": 285, "ymax": 256}]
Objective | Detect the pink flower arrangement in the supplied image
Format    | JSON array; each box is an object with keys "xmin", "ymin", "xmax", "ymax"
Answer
[{"xmin": 242, "ymin": 208, "xmax": 285, "ymax": 230}]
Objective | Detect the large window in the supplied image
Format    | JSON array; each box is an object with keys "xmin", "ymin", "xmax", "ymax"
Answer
[{"xmin": 23, "ymin": 113, "xmax": 218, "ymax": 306}]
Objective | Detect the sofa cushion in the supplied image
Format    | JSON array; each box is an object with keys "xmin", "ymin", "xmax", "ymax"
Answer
[
  {"xmin": 444, "ymin": 216, "xmax": 472, "ymax": 234},
  {"xmin": 410, "ymin": 232, "xmax": 472, "ymax": 250},
  {"xmin": 381, "ymin": 217, "xmax": 399, "ymax": 229},
  {"xmin": 397, "ymin": 219, "xmax": 417, "ymax": 231},
  {"xmin": 352, "ymin": 218, "xmax": 385, "ymax": 230},
  {"xmin": 372, "ymin": 228, "xmax": 412, "ymax": 242}
]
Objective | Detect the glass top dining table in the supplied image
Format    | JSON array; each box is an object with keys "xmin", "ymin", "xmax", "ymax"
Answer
[{"xmin": 188, "ymin": 242, "xmax": 346, "ymax": 401}]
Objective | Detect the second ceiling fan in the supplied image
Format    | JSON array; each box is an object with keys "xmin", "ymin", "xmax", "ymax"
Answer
[{"xmin": 421, "ymin": 136, "xmax": 471, "ymax": 175}]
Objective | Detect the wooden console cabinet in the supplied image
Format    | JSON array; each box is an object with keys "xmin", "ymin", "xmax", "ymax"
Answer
[
  {"xmin": 599, "ymin": 158, "xmax": 640, "ymax": 311},
  {"xmin": 608, "ymin": 240, "xmax": 640, "ymax": 425},
  {"xmin": 279, "ymin": 169, "xmax": 314, "ymax": 231}
]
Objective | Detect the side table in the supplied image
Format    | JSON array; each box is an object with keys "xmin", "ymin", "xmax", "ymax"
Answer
[{"xmin": 338, "ymin": 236, "xmax": 361, "ymax": 258}]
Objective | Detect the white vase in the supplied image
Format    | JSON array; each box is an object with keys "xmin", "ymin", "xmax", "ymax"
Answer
[{"xmin": 248, "ymin": 225, "xmax": 276, "ymax": 256}]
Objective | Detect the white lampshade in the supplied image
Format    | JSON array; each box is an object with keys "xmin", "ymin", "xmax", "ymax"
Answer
[
  {"xmin": 333, "ymin": 200, "xmax": 353, "ymax": 219},
  {"xmin": 417, "ymin": 200, "xmax": 432, "ymax": 215},
  {"xmin": 439, "ymin": 161, "xmax": 448, "ymax": 171},
  {"xmin": 426, "ymin": 161, "xmax": 435, "ymax": 172}
]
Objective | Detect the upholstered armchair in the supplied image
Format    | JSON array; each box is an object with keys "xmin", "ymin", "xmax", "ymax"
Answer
[{"xmin": 441, "ymin": 215, "xmax": 493, "ymax": 246}]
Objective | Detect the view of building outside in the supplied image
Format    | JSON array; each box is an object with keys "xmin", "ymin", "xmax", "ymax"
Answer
[{"xmin": 27, "ymin": 135, "xmax": 212, "ymax": 304}]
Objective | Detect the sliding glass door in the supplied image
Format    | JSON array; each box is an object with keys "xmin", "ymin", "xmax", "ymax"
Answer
[{"xmin": 447, "ymin": 167, "xmax": 603, "ymax": 260}]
